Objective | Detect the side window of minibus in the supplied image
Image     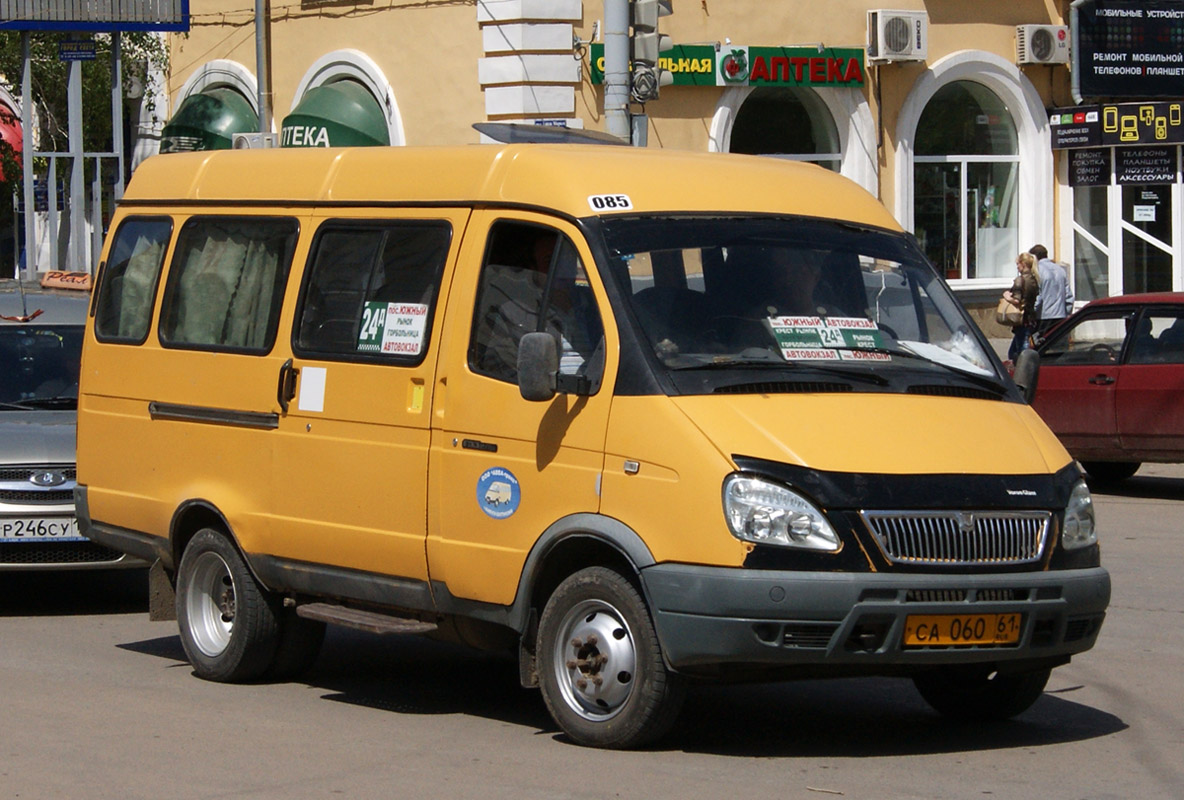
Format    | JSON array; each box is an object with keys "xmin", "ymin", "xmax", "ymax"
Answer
[
  {"xmin": 468, "ymin": 220, "xmax": 605, "ymax": 388},
  {"xmin": 93, "ymin": 217, "xmax": 173, "ymax": 343},
  {"xmin": 293, "ymin": 221, "xmax": 451, "ymax": 362},
  {"xmin": 158, "ymin": 217, "xmax": 299, "ymax": 353}
]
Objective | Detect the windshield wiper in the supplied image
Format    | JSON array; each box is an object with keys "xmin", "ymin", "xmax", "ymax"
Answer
[
  {"xmin": 6, "ymin": 397, "xmax": 77, "ymax": 410},
  {"xmin": 673, "ymin": 354, "xmax": 890, "ymax": 386},
  {"xmin": 828, "ymin": 346, "xmax": 1009, "ymax": 395},
  {"xmin": 0, "ymin": 400, "xmax": 35, "ymax": 410}
]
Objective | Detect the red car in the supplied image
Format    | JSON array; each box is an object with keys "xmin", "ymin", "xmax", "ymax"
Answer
[{"xmin": 1031, "ymin": 292, "xmax": 1184, "ymax": 481}]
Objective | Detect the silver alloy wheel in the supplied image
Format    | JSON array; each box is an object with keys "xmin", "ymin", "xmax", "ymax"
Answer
[
  {"xmin": 185, "ymin": 550, "xmax": 236, "ymax": 658},
  {"xmin": 550, "ymin": 598, "xmax": 637, "ymax": 721}
]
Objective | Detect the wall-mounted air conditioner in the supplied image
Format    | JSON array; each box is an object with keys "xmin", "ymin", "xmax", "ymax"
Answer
[
  {"xmin": 232, "ymin": 132, "xmax": 279, "ymax": 149},
  {"xmin": 1016, "ymin": 25, "xmax": 1070, "ymax": 65},
  {"xmin": 867, "ymin": 10, "xmax": 928, "ymax": 63}
]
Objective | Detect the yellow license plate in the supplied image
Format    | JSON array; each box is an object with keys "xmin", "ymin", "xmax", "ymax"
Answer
[{"xmin": 903, "ymin": 613, "xmax": 1022, "ymax": 647}]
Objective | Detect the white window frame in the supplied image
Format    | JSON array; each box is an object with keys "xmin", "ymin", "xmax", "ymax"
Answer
[
  {"xmin": 913, "ymin": 153, "xmax": 1021, "ymax": 281},
  {"xmin": 709, "ymin": 85, "xmax": 878, "ymax": 197},
  {"xmin": 896, "ymin": 51, "xmax": 1052, "ymax": 290},
  {"xmin": 176, "ymin": 59, "xmax": 260, "ymax": 120},
  {"xmin": 1067, "ymin": 146, "xmax": 1184, "ymax": 298},
  {"xmin": 291, "ymin": 50, "xmax": 406, "ymax": 147}
]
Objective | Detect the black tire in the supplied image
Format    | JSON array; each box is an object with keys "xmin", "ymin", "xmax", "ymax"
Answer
[
  {"xmin": 175, "ymin": 528, "xmax": 280, "ymax": 682},
  {"xmin": 536, "ymin": 566, "xmax": 685, "ymax": 749},
  {"xmin": 1081, "ymin": 461, "xmax": 1140, "ymax": 483},
  {"xmin": 913, "ymin": 665, "xmax": 1051, "ymax": 720},
  {"xmin": 264, "ymin": 609, "xmax": 326, "ymax": 681}
]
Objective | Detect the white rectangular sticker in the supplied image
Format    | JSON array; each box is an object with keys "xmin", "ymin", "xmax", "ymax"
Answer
[
  {"xmin": 1133, "ymin": 205, "xmax": 1156, "ymax": 222},
  {"xmin": 297, "ymin": 366, "xmax": 327, "ymax": 413},
  {"xmin": 588, "ymin": 193, "xmax": 633, "ymax": 212}
]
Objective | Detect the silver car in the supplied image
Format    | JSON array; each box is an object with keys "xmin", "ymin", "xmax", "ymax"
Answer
[{"xmin": 1, "ymin": 279, "xmax": 141, "ymax": 570}]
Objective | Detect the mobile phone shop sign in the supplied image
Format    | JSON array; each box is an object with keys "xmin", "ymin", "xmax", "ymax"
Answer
[{"xmin": 1074, "ymin": 0, "xmax": 1184, "ymax": 98}]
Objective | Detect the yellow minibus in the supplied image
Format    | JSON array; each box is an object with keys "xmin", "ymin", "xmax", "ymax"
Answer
[{"xmin": 77, "ymin": 144, "xmax": 1109, "ymax": 748}]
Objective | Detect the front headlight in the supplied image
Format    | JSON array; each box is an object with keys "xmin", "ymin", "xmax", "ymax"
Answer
[
  {"xmin": 722, "ymin": 474, "xmax": 840, "ymax": 551},
  {"xmin": 1062, "ymin": 479, "xmax": 1097, "ymax": 550}
]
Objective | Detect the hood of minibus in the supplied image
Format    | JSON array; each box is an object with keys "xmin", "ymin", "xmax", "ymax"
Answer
[{"xmin": 672, "ymin": 393, "xmax": 1071, "ymax": 476}]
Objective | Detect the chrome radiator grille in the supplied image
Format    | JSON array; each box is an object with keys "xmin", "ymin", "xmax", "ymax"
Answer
[{"xmin": 861, "ymin": 510, "xmax": 1050, "ymax": 566}]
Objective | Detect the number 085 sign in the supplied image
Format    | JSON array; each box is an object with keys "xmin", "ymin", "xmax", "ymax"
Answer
[{"xmin": 587, "ymin": 194, "xmax": 633, "ymax": 212}]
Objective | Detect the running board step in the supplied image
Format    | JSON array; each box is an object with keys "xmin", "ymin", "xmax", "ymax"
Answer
[{"xmin": 295, "ymin": 602, "xmax": 438, "ymax": 636}]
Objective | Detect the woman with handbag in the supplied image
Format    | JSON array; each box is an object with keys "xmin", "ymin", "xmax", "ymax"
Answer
[{"xmin": 1000, "ymin": 252, "xmax": 1040, "ymax": 361}]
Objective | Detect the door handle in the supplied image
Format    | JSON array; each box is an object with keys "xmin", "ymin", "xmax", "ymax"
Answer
[
  {"xmin": 1088, "ymin": 374, "xmax": 1116, "ymax": 385},
  {"xmin": 277, "ymin": 358, "xmax": 300, "ymax": 413}
]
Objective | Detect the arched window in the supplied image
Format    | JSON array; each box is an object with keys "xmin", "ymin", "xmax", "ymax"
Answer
[
  {"xmin": 729, "ymin": 87, "xmax": 841, "ymax": 171},
  {"xmin": 289, "ymin": 50, "xmax": 405, "ymax": 147},
  {"xmin": 913, "ymin": 81, "xmax": 1019, "ymax": 280}
]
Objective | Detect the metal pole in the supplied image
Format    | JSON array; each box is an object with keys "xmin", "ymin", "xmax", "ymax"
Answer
[
  {"xmin": 111, "ymin": 32, "xmax": 125, "ymax": 202},
  {"xmin": 1070, "ymin": 0, "xmax": 1085, "ymax": 105},
  {"xmin": 68, "ymin": 57, "xmax": 86, "ymax": 269},
  {"xmin": 604, "ymin": 0, "xmax": 631, "ymax": 143},
  {"xmin": 256, "ymin": 0, "xmax": 270, "ymax": 133},
  {"xmin": 20, "ymin": 32, "xmax": 35, "ymax": 278},
  {"xmin": 91, "ymin": 156, "xmax": 101, "ymax": 269},
  {"xmin": 48, "ymin": 156, "xmax": 58, "ymax": 271}
]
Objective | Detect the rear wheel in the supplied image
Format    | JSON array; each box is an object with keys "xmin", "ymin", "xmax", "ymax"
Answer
[
  {"xmin": 1081, "ymin": 461, "xmax": 1140, "ymax": 483},
  {"xmin": 537, "ymin": 567, "xmax": 684, "ymax": 749},
  {"xmin": 913, "ymin": 665, "xmax": 1051, "ymax": 720},
  {"xmin": 176, "ymin": 528, "xmax": 279, "ymax": 682}
]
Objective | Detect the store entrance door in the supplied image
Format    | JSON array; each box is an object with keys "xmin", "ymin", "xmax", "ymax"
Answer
[{"xmin": 1121, "ymin": 183, "xmax": 1174, "ymax": 294}]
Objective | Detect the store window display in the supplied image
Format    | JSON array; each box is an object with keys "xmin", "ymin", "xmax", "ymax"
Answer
[{"xmin": 913, "ymin": 81, "xmax": 1019, "ymax": 281}]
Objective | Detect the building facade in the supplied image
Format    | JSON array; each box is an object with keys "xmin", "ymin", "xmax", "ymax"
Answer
[{"xmin": 159, "ymin": 0, "xmax": 1184, "ymax": 328}]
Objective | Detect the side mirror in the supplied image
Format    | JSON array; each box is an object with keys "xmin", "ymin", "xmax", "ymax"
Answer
[
  {"xmin": 517, "ymin": 332, "xmax": 558, "ymax": 402},
  {"xmin": 1013, "ymin": 348, "xmax": 1040, "ymax": 404}
]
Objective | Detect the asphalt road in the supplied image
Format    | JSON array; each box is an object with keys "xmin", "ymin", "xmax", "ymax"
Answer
[{"xmin": 3, "ymin": 465, "xmax": 1182, "ymax": 799}]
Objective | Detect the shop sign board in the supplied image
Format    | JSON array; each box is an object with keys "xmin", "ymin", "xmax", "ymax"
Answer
[
  {"xmin": 1050, "ymin": 107, "xmax": 1102, "ymax": 149},
  {"xmin": 58, "ymin": 39, "xmax": 96, "ymax": 62},
  {"xmin": 590, "ymin": 44, "xmax": 864, "ymax": 88},
  {"xmin": 1115, "ymin": 146, "xmax": 1176, "ymax": 184},
  {"xmin": 1073, "ymin": 0, "xmax": 1184, "ymax": 99},
  {"xmin": 1051, "ymin": 102, "xmax": 1184, "ymax": 148},
  {"xmin": 1069, "ymin": 148, "xmax": 1112, "ymax": 186}
]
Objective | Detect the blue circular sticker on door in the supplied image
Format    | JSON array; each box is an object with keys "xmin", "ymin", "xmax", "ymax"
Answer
[{"xmin": 477, "ymin": 467, "xmax": 521, "ymax": 519}]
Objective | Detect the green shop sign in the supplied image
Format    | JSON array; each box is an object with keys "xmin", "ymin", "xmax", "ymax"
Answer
[{"xmin": 590, "ymin": 43, "xmax": 864, "ymax": 88}]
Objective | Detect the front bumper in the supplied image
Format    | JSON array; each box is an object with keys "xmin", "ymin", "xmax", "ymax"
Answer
[{"xmin": 641, "ymin": 563, "xmax": 1110, "ymax": 674}]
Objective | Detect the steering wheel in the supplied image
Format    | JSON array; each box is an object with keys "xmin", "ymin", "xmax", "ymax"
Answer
[{"xmin": 1088, "ymin": 343, "xmax": 1116, "ymax": 360}]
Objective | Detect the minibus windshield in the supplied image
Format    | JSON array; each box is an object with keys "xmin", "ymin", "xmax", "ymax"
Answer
[{"xmin": 599, "ymin": 216, "xmax": 1005, "ymax": 396}]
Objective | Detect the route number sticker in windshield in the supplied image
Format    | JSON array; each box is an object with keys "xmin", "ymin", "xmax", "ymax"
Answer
[
  {"xmin": 357, "ymin": 302, "xmax": 429, "ymax": 356},
  {"xmin": 769, "ymin": 316, "xmax": 888, "ymax": 362},
  {"xmin": 587, "ymin": 194, "xmax": 633, "ymax": 212}
]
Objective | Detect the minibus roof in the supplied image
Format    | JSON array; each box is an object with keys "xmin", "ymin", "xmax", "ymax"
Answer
[{"xmin": 120, "ymin": 144, "xmax": 900, "ymax": 230}]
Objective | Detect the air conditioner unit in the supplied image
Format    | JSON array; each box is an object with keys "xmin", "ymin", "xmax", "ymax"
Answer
[
  {"xmin": 232, "ymin": 132, "xmax": 279, "ymax": 149},
  {"xmin": 867, "ymin": 10, "xmax": 928, "ymax": 63},
  {"xmin": 1016, "ymin": 25, "xmax": 1070, "ymax": 65}
]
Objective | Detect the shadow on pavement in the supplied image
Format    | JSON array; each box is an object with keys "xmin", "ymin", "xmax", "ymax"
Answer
[
  {"xmin": 115, "ymin": 621, "xmax": 1127, "ymax": 757},
  {"xmin": 0, "ymin": 568, "xmax": 148, "ymax": 616},
  {"xmin": 664, "ymin": 677, "xmax": 1127, "ymax": 757},
  {"xmin": 1086, "ymin": 472, "xmax": 1184, "ymax": 502}
]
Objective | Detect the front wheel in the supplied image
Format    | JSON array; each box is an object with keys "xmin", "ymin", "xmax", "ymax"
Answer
[
  {"xmin": 176, "ymin": 528, "xmax": 280, "ymax": 682},
  {"xmin": 913, "ymin": 666, "xmax": 1051, "ymax": 720},
  {"xmin": 537, "ymin": 567, "xmax": 684, "ymax": 749}
]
